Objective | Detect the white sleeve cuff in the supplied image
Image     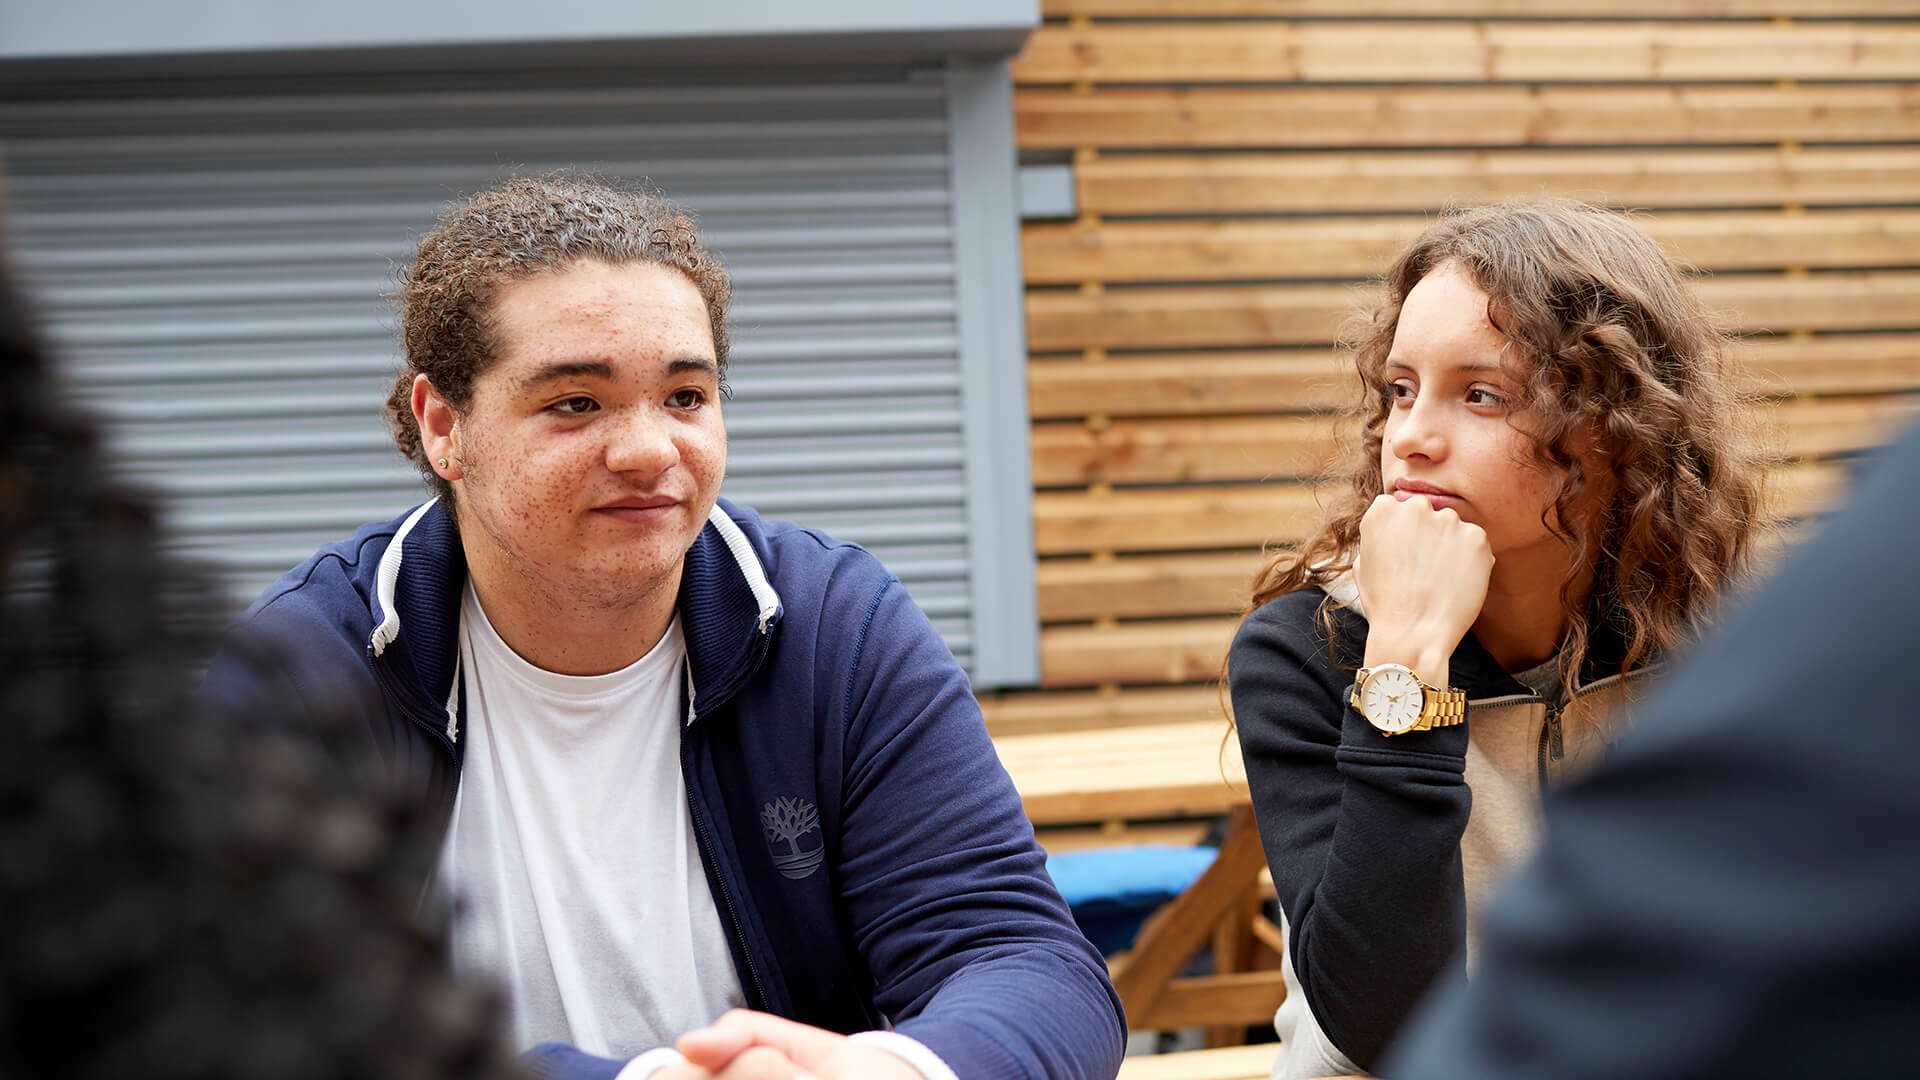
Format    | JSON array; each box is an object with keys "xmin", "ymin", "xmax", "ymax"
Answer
[
  {"xmin": 615, "ymin": 1047, "xmax": 689, "ymax": 1080},
  {"xmin": 847, "ymin": 1031, "xmax": 959, "ymax": 1080}
]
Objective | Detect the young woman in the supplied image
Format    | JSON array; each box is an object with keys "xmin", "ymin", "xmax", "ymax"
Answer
[{"xmin": 1227, "ymin": 199, "xmax": 1765, "ymax": 1078}]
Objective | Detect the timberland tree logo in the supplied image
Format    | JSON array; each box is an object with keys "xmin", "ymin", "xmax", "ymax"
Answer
[{"xmin": 760, "ymin": 796, "xmax": 824, "ymax": 880}]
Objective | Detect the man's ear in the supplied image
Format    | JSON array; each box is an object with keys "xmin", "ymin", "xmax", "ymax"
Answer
[{"xmin": 412, "ymin": 374, "xmax": 463, "ymax": 481}]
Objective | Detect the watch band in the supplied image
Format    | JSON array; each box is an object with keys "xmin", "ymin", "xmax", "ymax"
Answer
[
  {"xmin": 1350, "ymin": 665, "xmax": 1469, "ymax": 734},
  {"xmin": 1412, "ymin": 687, "xmax": 1468, "ymax": 731}
]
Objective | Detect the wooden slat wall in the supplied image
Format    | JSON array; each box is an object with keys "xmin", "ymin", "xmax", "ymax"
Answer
[{"xmin": 982, "ymin": 0, "xmax": 1920, "ymax": 743}]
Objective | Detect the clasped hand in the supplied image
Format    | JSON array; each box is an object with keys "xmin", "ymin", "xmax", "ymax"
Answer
[{"xmin": 654, "ymin": 1010, "xmax": 923, "ymax": 1080}]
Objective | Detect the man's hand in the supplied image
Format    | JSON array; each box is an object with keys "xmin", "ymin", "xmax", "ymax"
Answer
[{"xmin": 655, "ymin": 1011, "xmax": 922, "ymax": 1080}]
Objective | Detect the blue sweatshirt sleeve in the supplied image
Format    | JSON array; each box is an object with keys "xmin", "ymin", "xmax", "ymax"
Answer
[{"xmin": 831, "ymin": 578, "xmax": 1126, "ymax": 1080}]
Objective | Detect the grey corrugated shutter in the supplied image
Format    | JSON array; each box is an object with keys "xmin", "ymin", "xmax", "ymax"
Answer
[{"xmin": 2, "ymin": 67, "xmax": 1000, "ymax": 674}]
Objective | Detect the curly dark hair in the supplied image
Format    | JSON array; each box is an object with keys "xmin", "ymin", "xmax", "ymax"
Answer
[
  {"xmin": 1247, "ymin": 199, "xmax": 1768, "ymax": 690},
  {"xmin": 385, "ymin": 174, "xmax": 733, "ymax": 506},
  {"xmin": 0, "ymin": 254, "xmax": 520, "ymax": 1079}
]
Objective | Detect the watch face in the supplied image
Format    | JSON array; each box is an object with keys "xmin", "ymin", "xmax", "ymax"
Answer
[{"xmin": 1363, "ymin": 666, "xmax": 1425, "ymax": 734}]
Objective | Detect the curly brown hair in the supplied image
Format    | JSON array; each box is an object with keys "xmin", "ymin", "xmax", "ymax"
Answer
[
  {"xmin": 386, "ymin": 174, "xmax": 732, "ymax": 506},
  {"xmin": 1246, "ymin": 199, "xmax": 1767, "ymax": 690}
]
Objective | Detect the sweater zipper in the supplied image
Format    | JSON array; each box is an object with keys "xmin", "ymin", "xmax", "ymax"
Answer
[
  {"xmin": 1535, "ymin": 702, "xmax": 1565, "ymax": 791},
  {"xmin": 1534, "ymin": 667, "xmax": 1647, "ymax": 789},
  {"xmin": 684, "ymin": 739, "xmax": 770, "ymax": 1012}
]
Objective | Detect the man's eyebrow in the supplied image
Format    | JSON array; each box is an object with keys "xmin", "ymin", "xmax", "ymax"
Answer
[
  {"xmin": 517, "ymin": 360, "xmax": 615, "ymax": 393},
  {"xmin": 667, "ymin": 357, "xmax": 720, "ymax": 377}
]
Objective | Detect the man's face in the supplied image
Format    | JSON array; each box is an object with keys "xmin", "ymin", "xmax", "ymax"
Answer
[{"xmin": 450, "ymin": 258, "xmax": 725, "ymax": 611}]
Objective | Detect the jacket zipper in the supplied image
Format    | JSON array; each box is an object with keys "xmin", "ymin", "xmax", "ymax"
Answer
[
  {"xmin": 1533, "ymin": 666, "xmax": 1652, "ymax": 790},
  {"xmin": 684, "ymin": 739, "xmax": 770, "ymax": 1011},
  {"xmin": 368, "ymin": 643, "xmax": 457, "ymax": 758},
  {"xmin": 678, "ymin": 617, "xmax": 778, "ymax": 1011},
  {"xmin": 1535, "ymin": 701, "xmax": 1564, "ymax": 791}
]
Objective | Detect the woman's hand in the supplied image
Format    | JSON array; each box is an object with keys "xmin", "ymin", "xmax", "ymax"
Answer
[{"xmin": 1354, "ymin": 493, "xmax": 1494, "ymax": 689}]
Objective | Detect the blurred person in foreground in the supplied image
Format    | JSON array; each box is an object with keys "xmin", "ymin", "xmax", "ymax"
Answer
[
  {"xmin": 203, "ymin": 175, "xmax": 1125, "ymax": 1080},
  {"xmin": 1384, "ymin": 416, "xmax": 1920, "ymax": 1077},
  {"xmin": 1226, "ymin": 200, "xmax": 1765, "ymax": 1077},
  {"xmin": 0, "ymin": 246, "xmax": 519, "ymax": 1075}
]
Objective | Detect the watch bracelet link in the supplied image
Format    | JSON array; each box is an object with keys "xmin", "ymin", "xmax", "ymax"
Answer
[{"xmin": 1418, "ymin": 688, "xmax": 1468, "ymax": 728}]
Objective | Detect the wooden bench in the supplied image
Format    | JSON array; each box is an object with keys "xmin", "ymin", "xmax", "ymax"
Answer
[
  {"xmin": 997, "ymin": 723, "xmax": 1287, "ymax": 1044},
  {"xmin": 1116, "ymin": 1043, "xmax": 1283, "ymax": 1080}
]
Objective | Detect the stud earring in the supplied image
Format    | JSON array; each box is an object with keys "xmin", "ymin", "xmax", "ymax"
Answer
[{"xmin": 438, "ymin": 457, "xmax": 449, "ymax": 470}]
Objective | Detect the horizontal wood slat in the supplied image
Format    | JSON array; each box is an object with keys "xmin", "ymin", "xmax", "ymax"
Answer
[
  {"xmin": 1031, "ymin": 396, "xmax": 1920, "ymax": 487},
  {"xmin": 1072, "ymin": 148, "xmax": 1920, "ymax": 216},
  {"xmin": 1045, "ymin": 0, "xmax": 1920, "ymax": 15},
  {"xmin": 1015, "ymin": 23, "xmax": 1920, "ymax": 85},
  {"xmin": 1024, "ymin": 210, "xmax": 1920, "ymax": 286},
  {"xmin": 1029, "ymin": 336, "xmax": 1920, "ymax": 418},
  {"xmin": 1131, "ymin": 971, "xmax": 1292, "ymax": 1029},
  {"xmin": 982, "ymin": 684, "xmax": 1225, "ymax": 735},
  {"xmin": 1114, "ymin": 1043, "xmax": 1279, "ymax": 1080},
  {"xmin": 1043, "ymin": 617, "xmax": 1242, "ymax": 687},
  {"xmin": 1035, "ymin": 483, "xmax": 1324, "ymax": 554},
  {"xmin": 1016, "ymin": 85, "xmax": 1920, "ymax": 149},
  {"xmin": 1032, "ymin": 414, "xmax": 1341, "ymax": 486},
  {"xmin": 1027, "ymin": 272, "xmax": 1920, "ymax": 351},
  {"xmin": 1039, "ymin": 551, "xmax": 1260, "ymax": 621},
  {"xmin": 1033, "ymin": 461, "xmax": 1842, "ymax": 556},
  {"xmin": 1030, "ymin": 350, "xmax": 1352, "ymax": 417},
  {"xmin": 995, "ymin": 719, "xmax": 1248, "ymax": 822}
]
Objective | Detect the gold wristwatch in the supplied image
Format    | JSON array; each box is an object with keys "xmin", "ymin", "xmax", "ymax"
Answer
[{"xmin": 1348, "ymin": 663, "xmax": 1468, "ymax": 736}]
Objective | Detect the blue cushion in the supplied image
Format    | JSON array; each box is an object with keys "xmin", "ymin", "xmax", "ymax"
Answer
[{"xmin": 1046, "ymin": 845, "xmax": 1218, "ymax": 954}]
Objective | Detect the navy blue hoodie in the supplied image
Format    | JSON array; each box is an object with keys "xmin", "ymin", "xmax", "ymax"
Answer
[{"xmin": 205, "ymin": 497, "xmax": 1125, "ymax": 1080}]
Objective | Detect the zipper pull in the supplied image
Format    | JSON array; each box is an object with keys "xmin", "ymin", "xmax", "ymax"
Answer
[{"xmin": 1547, "ymin": 705, "xmax": 1564, "ymax": 762}]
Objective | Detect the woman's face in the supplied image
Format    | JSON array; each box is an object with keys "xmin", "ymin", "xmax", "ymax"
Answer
[{"xmin": 1378, "ymin": 261, "xmax": 1577, "ymax": 565}]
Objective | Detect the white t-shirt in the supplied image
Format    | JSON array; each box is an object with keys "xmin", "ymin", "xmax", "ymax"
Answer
[{"xmin": 438, "ymin": 581, "xmax": 745, "ymax": 1059}]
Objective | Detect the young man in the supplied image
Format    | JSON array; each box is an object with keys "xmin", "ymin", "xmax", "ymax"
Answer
[{"xmin": 205, "ymin": 177, "xmax": 1124, "ymax": 1080}]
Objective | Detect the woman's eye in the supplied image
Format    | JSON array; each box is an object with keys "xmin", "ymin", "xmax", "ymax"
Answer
[
  {"xmin": 670, "ymin": 388, "xmax": 707, "ymax": 410},
  {"xmin": 1383, "ymin": 381, "xmax": 1415, "ymax": 404},
  {"xmin": 550, "ymin": 396, "xmax": 598, "ymax": 416},
  {"xmin": 1466, "ymin": 387, "xmax": 1507, "ymax": 407}
]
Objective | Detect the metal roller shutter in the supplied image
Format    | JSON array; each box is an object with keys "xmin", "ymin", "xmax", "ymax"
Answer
[{"xmin": 2, "ymin": 66, "xmax": 996, "ymax": 672}]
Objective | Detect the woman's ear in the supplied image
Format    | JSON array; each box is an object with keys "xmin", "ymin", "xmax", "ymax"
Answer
[{"xmin": 412, "ymin": 374, "xmax": 463, "ymax": 481}]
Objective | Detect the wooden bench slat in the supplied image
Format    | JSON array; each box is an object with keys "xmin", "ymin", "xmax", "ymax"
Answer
[
  {"xmin": 1025, "ymin": 209, "xmax": 1920, "ymax": 285},
  {"xmin": 1073, "ymin": 147, "xmax": 1920, "ymax": 216},
  {"xmin": 1133, "ymin": 971, "xmax": 1292, "ymax": 1029},
  {"xmin": 1034, "ymin": 463, "xmax": 1842, "ymax": 557},
  {"xmin": 996, "ymin": 719, "xmax": 1249, "ymax": 822},
  {"xmin": 1015, "ymin": 23, "xmax": 1920, "ymax": 85},
  {"xmin": 1016, "ymin": 84, "xmax": 1920, "ymax": 150},
  {"xmin": 1116, "ymin": 1043, "xmax": 1284, "ymax": 1080},
  {"xmin": 983, "ymin": 684, "xmax": 1225, "ymax": 735},
  {"xmin": 1047, "ymin": 0, "xmax": 1919, "ymax": 16},
  {"xmin": 1028, "ymin": 272, "xmax": 1920, "ymax": 351},
  {"xmin": 1031, "ymin": 397, "xmax": 1920, "ymax": 488},
  {"xmin": 1036, "ymin": 821, "xmax": 1215, "ymax": 855},
  {"xmin": 1029, "ymin": 336, "xmax": 1920, "ymax": 419}
]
